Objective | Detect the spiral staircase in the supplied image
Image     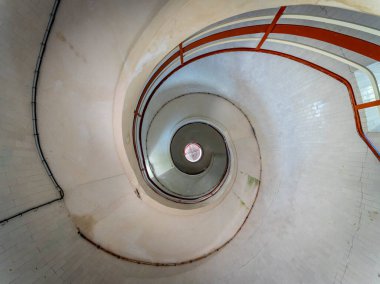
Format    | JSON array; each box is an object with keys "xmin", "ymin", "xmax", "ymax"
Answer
[{"xmin": 1, "ymin": 1, "xmax": 380, "ymax": 283}]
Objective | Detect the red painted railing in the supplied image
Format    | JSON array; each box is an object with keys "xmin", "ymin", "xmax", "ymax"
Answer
[{"xmin": 133, "ymin": 6, "xmax": 380, "ymax": 195}]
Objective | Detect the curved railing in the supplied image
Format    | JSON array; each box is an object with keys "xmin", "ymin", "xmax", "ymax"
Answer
[
  {"xmin": 133, "ymin": 5, "xmax": 380, "ymax": 200},
  {"xmin": 32, "ymin": 0, "xmax": 64, "ymax": 199},
  {"xmin": 0, "ymin": 0, "xmax": 63, "ymax": 224}
]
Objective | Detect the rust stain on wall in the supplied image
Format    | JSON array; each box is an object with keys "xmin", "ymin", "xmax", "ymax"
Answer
[
  {"xmin": 71, "ymin": 214, "xmax": 97, "ymax": 239},
  {"xmin": 56, "ymin": 31, "xmax": 87, "ymax": 63}
]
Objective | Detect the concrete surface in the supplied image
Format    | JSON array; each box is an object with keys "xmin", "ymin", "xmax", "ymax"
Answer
[
  {"xmin": 0, "ymin": 0, "xmax": 60, "ymax": 220},
  {"xmin": 1, "ymin": 0, "xmax": 380, "ymax": 283}
]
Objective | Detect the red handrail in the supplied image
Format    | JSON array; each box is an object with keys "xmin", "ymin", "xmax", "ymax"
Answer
[{"xmin": 133, "ymin": 6, "xmax": 380, "ymax": 187}]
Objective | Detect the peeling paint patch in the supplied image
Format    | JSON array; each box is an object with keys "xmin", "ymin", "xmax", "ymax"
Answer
[{"xmin": 247, "ymin": 175, "xmax": 259, "ymax": 187}]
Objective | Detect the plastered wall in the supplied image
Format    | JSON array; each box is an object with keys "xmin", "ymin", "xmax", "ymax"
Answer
[{"xmin": 1, "ymin": 0, "xmax": 380, "ymax": 283}]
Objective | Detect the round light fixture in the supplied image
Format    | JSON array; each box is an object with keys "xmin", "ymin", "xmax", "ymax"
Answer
[{"xmin": 184, "ymin": 143, "xmax": 202, "ymax": 163}]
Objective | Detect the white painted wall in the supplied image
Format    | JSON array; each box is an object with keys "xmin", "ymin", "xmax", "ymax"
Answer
[
  {"xmin": 1, "ymin": 0, "xmax": 380, "ymax": 283},
  {"xmin": 0, "ymin": 0, "xmax": 60, "ymax": 220},
  {"xmin": 159, "ymin": 52, "xmax": 380, "ymax": 283}
]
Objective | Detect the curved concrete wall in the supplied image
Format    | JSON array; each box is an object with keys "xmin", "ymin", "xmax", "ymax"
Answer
[
  {"xmin": 0, "ymin": 0, "xmax": 60, "ymax": 221},
  {"xmin": 157, "ymin": 52, "xmax": 380, "ymax": 282},
  {"xmin": 1, "ymin": 0, "xmax": 380, "ymax": 283}
]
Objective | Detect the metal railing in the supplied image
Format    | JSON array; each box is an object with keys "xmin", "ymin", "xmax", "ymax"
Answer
[
  {"xmin": 133, "ymin": 5, "xmax": 380, "ymax": 202},
  {"xmin": 1, "ymin": 0, "xmax": 63, "ymax": 224}
]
